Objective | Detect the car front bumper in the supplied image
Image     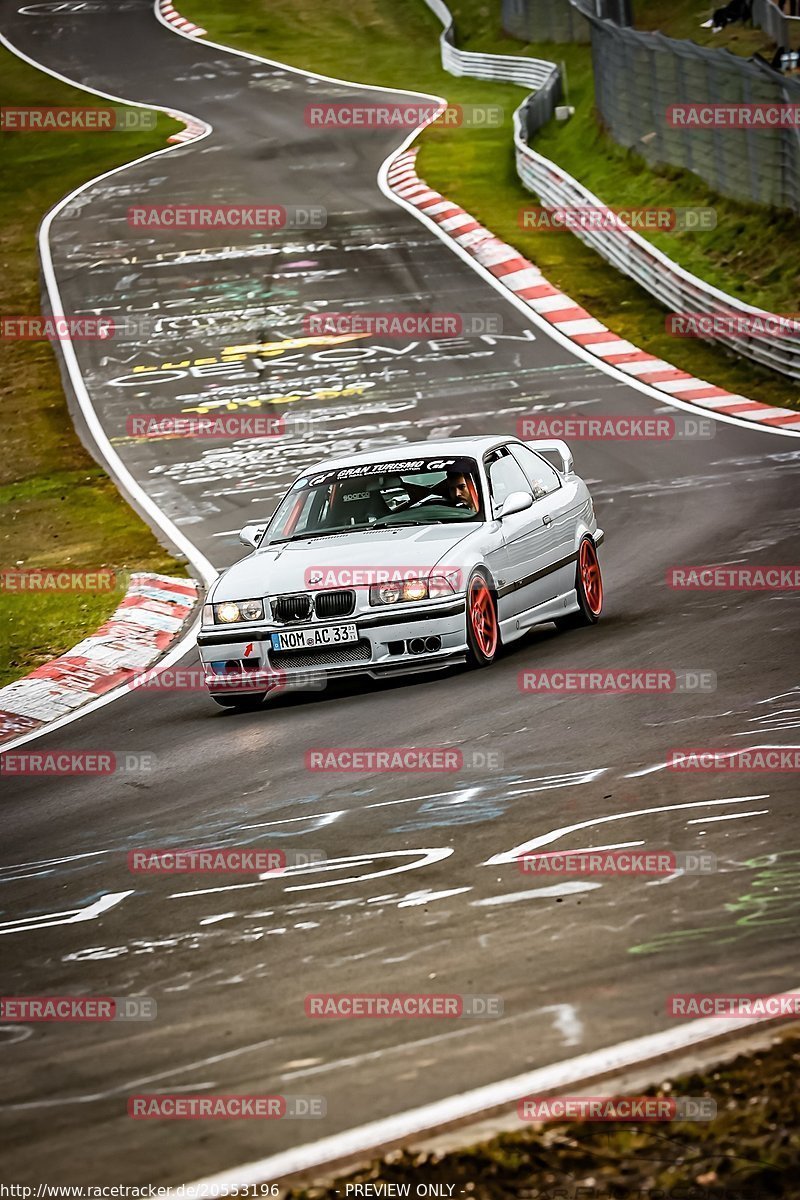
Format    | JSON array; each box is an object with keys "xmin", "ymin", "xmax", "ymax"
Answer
[{"xmin": 196, "ymin": 597, "xmax": 468, "ymax": 694}]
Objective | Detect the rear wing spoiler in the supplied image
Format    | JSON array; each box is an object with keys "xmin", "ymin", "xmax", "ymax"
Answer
[{"xmin": 524, "ymin": 439, "xmax": 574, "ymax": 477}]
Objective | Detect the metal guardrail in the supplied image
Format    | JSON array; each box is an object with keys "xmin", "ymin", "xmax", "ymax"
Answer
[
  {"xmin": 418, "ymin": 0, "xmax": 800, "ymax": 381},
  {"xmin": 571, "ymin": 0, "xmax": 632, "ymax": 23},
  {"xmin": 513, "ymin": 115, "xmax": 799, "ymax": 380},
  {"xmin": 423, "ymin": 0, "xmax": 555, "ymax": 87},
  {"xmin": 752, "ymin": 0, "xmax": 800, "ymax": 49}
]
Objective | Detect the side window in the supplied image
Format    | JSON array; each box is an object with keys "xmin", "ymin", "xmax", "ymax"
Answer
[
  {"xmin": 487, "ymin": 452, "xmax": 531, "ymax": 509},
  {"xmin": 509, "ymin": 444, "xmax": 562, "ymax": 499}
]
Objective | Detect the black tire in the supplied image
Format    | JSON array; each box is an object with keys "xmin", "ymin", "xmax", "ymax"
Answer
[
  {"xmin": 555, "ymin": 536, "xmax": 603, "ymax": 631},
  {"xmin": 210, "ymin": 693, "xmax": 267, "ymax": 711},
  {"xmin": 465, "ymin": 570, "xmax": 500, "ymax": 668}
]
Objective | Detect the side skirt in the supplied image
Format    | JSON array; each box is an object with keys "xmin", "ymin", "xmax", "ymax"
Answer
[{"xmin": 499, "ymin": 590, "xmax": 578, "ymax": 642}]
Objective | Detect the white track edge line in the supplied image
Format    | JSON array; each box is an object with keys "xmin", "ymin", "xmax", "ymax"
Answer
[
  {"xmin": 0, "ymin": 29, "xmax": 219, "ymax": 747},
  {"xmin": 0, "ymin": 30, "xmax": 218, "ymax": 583},
  {"xmin": 183, "ymin": 1000, "xmax": 798, "ymax": 1186}
]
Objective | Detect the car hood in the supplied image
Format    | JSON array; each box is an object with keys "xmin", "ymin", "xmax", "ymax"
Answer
[{"xmin": 212, "ymin": 524, "xmax": 479, "ymax": 600}]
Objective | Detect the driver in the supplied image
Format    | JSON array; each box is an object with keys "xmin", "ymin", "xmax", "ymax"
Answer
[{"xmin": 444, "ymin": 470, "xmax": 478, "ymax": 513}]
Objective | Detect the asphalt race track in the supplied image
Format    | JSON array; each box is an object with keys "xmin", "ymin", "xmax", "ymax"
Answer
[{"xmin": 1, "ymin": 0, "xmax": 799, "ymax": 1185}]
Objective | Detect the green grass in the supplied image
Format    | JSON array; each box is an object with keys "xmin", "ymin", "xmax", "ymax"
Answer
[
  {"xmin": 182, "ymin": 0, "xmax": 799, "ymax": 410},
  {"xmin": 0, "ymin": 48, "xmax": 186, "ymax": 688},
  {"xmin": 632, "ymin": 0, "xmax": 778, "ymax": 57}
]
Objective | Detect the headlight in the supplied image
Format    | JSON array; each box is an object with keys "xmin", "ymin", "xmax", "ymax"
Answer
[
  {"xmin": 374, "ymin": 581, "xmax": 403, "ymax": 605},
  {"xmin": 210, "ymin": 598, "xmax": 265, "ymax": 624},
  {"xmin": 369, "ymin": 576, "xmax": 456, "ymax": 606}
]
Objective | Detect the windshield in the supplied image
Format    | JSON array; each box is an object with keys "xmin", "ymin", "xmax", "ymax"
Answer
[{"xmin": 265, "ymin": 456, "xmax": 484, "ymax": 545}]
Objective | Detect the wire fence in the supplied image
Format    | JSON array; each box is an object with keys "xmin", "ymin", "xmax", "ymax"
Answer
[
  {"xmin": 588, "ymin": 18, "xmax": 800, "ymax": 215},
  {"xmin": 502, "ymin": 0, "xmax": 800, "ymax": 215},
  {"xmin": 501, "ymin": 0, "xmax": 589, "ymax": 42},
  {"xmin": 416, "ymin": 0, "xmax": 800, "ymax": 380},
  {"xmin": 501, "ymin": 0, "xmax": 630, "ymax": 41},
  {"xmin": 513, "ymin": 109, "xmax": 800, "ymax": 380},
  {"xmin": 752, "ymin": 0, "xmax": 800, "ymax": 49}
]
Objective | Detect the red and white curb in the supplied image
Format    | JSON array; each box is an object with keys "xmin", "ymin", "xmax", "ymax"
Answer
[
  {"xmin": 157, "ymin": 0, "xmax": 206, "ymax": 38},
  {"xmin": 166, "ymin": 113, "xmax": 209, "ymax": 144},
  {"xmin": 387, "ymin": 149, "xmax": 800, "ymax": 432},
  {"xmin": 0, "ymin": 574, "xmax": 199, "ymax": 747},
  {"xmin": 155, "ymin": 1, "xmax": 210, "ymax": 142}
]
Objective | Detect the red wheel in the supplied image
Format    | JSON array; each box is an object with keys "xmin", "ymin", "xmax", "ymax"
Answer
[
  {"xmin": 579, "ymin": 537, "xmax": 603, "ymax": 616},
  {"xmin": 555, "ymin": 537, "xmax": 603, "ymax": 630},
  {"xmin": 466, "ymin": 572, "xmax": 499, "ymax": 667}
]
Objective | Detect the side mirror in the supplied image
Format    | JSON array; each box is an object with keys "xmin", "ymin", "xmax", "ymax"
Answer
[
  {"xmin": 238, "ymin": 523, "xmax": 267, "ymax": 549},
  {"xmin": 499, "ymin": 490, "xmax": 534, "ymax": 519},
  {"xmin": 523, "ymin": 439, "xmax": 574, "ymax": 476}
]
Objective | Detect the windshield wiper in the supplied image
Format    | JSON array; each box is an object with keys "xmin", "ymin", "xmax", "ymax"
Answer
[
  {"xmin": 271, "ymin": 524, "xmax": 394, "ymax": 544},
  {"xmin": 371, "ymin": 518, "xmax": 443, "ymax": 528}
]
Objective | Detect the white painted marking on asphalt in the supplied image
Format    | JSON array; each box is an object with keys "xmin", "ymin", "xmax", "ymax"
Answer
[
  {"xmin": 544, "ymin": 1003, "xmax": 583, "ymax": 1046},
  {"xmin": 0, "ymin": 891, "xmax": 132, "ymax": 936},
  {"xmin": 280, "ymin": 1003, "xmax": 587, "ymax": 1085},
  {"xmin": 0, "ymin": 850, "xmax": 108, "ymax": 874},
  {"xmin": 396, "ymin": 887, "xmax": 471, "ymax": 907},
  {"xmin": 483, "ymin": 795, "xmax": 762, "ymax": 866},
  {"xmin": 625, "ymin": 749, "xmax": 798, "ymax": 778},
  {"xmin": 0, "ymin": 1037, "xmax": 280, "ymax": 1110},
  {"xmin": 473, "ymin": 882, "xmax": 601, "ymax": 904},
  {"xmin": 241, "ymin": 811, "xmax": 345, "ymax": 831},
  {"xmin": 685, "ymin": 810, "xmax": 769, "ymax": 824},
  {"xmin": 169, "ymin": 848, "xmax": 454, "ymax": 899}
]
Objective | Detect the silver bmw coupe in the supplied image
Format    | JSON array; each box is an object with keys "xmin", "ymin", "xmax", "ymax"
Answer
[{"xmin": 197, "ymin": 436, "xmax": 604, "ymax": 709}]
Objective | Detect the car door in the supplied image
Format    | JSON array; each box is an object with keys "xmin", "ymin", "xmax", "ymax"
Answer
[
  {"xmin": 485, "ymin": 446, "xmax": 558, "ymax": 620},
  {"xmin": 509, "ymin": 442, "xmax": 581, "ymax": 603}
]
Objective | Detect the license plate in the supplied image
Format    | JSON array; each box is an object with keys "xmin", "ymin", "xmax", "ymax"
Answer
[{"xmin": 270, "ymin": 624, "xmax": 358, "ymax": 651}]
